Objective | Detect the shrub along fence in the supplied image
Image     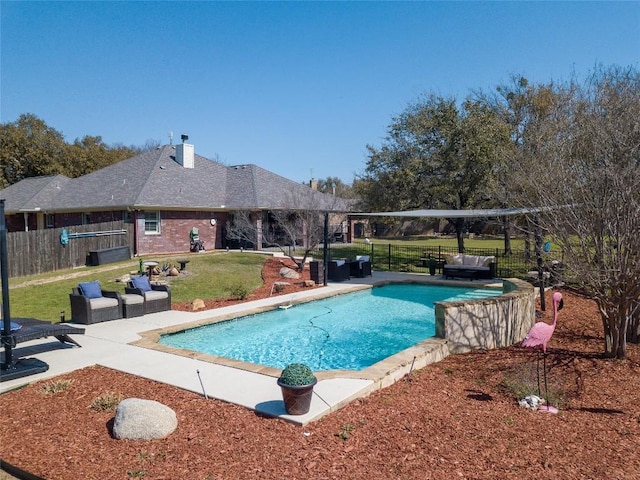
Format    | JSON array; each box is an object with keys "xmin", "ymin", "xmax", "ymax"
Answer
[
  {"xmin": 7, "ymin": 221, "xmax": 134, "ymax": 278},
  {"xmin": 311, "ymin": 242, "xmax": 563, "ymax": 281}
]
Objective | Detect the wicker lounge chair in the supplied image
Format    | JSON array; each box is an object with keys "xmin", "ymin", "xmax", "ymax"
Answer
[
  {"xmin": 328, "ymin": 260, "xmax": 350, "ymax": 282},
  {"xmin": 125, "ymin": 276, "xmax": 171, "ymax": 314},
  {"xmin": 349, "ymin": 255, "xmax": 372, "ymax": 278},
  {"xmin": 69, "ymin": 281, "xmax": 123, "ymax": 324},
  {"xmin": 4, "ymin": 317, "xmax": 85, "ymax": 347}
]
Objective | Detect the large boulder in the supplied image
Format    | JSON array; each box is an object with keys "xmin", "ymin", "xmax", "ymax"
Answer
[
  {"xmin": 112, "ymin": 398, "xmax": 177, "ymax": 440},
  {"xmin": 279, "ymin": 267, "xmax": 301, "ymax": 279}
]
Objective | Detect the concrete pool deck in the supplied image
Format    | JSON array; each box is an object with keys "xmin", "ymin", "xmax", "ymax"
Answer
[{"xmin": 1, "ymin": 272, "xmax": 503, "ymax": 425}]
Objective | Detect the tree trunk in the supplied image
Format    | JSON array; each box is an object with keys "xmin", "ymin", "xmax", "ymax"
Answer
[
  {"xmin": 626, "ymin": 300, "xmax": 639, "ymax": 344},
  {"xmin": 502, "ymin": 216, "xmax": 512, "ymax": 255},
  {"xmin": 602, "ymin": 308, "xmax": 628, "ymax": 359},
  {"xmin": 452, "ymin": 218, "xmax": 466, "ymax": 253}
]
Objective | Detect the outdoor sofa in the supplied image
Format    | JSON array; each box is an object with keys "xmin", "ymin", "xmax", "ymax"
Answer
[
  {"xmin": 69, "ymin": 281, "xmax": 123, "ymax": 324},
  {"xmin": 443, "ymin": 254, "xmax": 496, "ymax": 280}
]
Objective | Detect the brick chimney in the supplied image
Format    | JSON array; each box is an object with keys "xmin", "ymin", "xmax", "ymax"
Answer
[{"xmin": 309, "ymin": 178, "xmax": 318, "ymax": 190}]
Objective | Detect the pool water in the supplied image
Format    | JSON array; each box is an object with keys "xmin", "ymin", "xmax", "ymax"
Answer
[{"xmin": 159, "ymin": 284, "xmax": 502, "ymax": 371}]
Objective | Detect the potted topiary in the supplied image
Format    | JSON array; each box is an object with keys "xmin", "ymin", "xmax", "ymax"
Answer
[
  {"xmin": 427, "ymin": 256, "xmax": 437, "ymax": 276},
  {"xmin": 277, "ymin": 363, "xmax": 317, "ymax": 415}
]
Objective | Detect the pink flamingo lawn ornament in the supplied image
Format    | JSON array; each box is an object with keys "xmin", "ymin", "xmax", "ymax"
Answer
[{"xmin": 522, "ymin": 291, "xmax": 564, "ymax": 413}]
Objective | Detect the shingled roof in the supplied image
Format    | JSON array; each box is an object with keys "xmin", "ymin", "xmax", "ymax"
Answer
[
  {"xmin": 1, "ymin": 145, "xmax": 350, "ymax": 213},
  {"xmin": 0, "ymin": 175, "xmax": 72, "ymax": 212}
]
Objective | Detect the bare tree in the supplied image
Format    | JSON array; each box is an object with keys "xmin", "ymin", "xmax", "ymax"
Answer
[
  {"xmin": 513, "ymin": 65, "xmax": 640, "ymax": 358},
  {"xmin": 475, "ymin": 76, "xmax": 561, "ymax": 255},
  {"xmin": 226, "ymin": 190, "xmax": 346, "ymax": 270}
]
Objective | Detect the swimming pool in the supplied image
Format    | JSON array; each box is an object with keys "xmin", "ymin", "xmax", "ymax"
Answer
[{"xmin": 159, "ymin": 283, "xmax": 502, "ymax": 371}]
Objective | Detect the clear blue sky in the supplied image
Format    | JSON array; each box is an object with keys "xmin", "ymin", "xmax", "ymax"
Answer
[{"xmin": 2, "ymin": 1, "xmax": 638, "ymax": 184}]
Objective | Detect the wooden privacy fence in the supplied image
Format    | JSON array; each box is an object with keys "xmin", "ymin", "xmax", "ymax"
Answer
[{"xmin": 6, "ymin": 221, "xmax": 134, "ymax": 278}]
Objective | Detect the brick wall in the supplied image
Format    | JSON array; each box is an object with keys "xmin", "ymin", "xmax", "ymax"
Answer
[
  {"xmin": 136, "ymin": 210, "xmax": 229, "ymax": 255},
  {"xmin": 5, "ymin": 214, "xmax": 26, "ymax": 232}
]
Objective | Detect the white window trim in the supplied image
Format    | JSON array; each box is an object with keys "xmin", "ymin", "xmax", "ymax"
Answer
[{"xmin": 144, "ymin": 211, "xmax": 161, "ymax": 235}]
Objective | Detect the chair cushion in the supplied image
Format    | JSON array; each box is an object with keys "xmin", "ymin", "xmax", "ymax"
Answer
[
  {"xmin": 79, "ymin": 281, "xmax": 102, "ymax": 299},
  {"xmin": 449, "ymin": 254, "xmax": 464, "ymax": 265},
  {"xmin": 143, "ymin": 290, "xmax": 169, "ymax": 301},
  {"xmin": 481, "ymin": 256, "xmax": 496, "ymax": 267},
  {"xmin": 462, "ymin": 255, "xmax": 480, "ymax": 266},
  {"xmin": 356, "ymin": 255, "xmax": 370, "ymax": 262},
  {"xmin": 121, "ymin": 294, "xmax": 144, "ymax": 305},
  {"xmin": 131, "ymin": 276, "xmax": 152, "ymax": 292},
  {"xmin": 334, "ymin": 260, "xmax": 345, "ymax": 267},
  {"xmin": 88, "ymin": 297, "xmax": 119, "ymax": 309}
]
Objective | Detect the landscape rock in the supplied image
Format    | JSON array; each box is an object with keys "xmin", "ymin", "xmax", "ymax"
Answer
[
  {"xmin": 191, "ymin": 298, "xmax": 206, "ymax": 311},
  {"xmin": 112, "ymin": 398, "xmax": 177, "ymax": 440},
  {"xmin": 279, "ymin": 267, "xmax": 300, "ymax": 279},
  {"xmin": 518, "ymin": 395, "xmax": 544, "ymax": 410}
]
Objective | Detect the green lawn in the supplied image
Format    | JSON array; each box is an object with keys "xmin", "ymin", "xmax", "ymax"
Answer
[{"xmin": 7, "ymin": 252, "xmax": 267, "ymax": 322}]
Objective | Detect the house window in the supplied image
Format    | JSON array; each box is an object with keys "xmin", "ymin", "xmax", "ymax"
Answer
[
  {"xmin": 81, "ymin": 213, "xmax": 91, "ymax": 225},
  {"xmin": 45, "ymin": 214, "xmax": 54, "ymax": 228},
  {"xmin": 144, "ymin": 211, "xmax": 161, "ymax": 234}
]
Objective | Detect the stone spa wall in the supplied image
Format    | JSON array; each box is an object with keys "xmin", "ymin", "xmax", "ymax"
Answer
[{"xmin": 435, "ymin": 279, "xmax": 536, "ymax": 354}]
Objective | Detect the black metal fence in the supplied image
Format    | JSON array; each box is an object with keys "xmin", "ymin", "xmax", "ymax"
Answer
[{"xmin": 311, "ymin": 242, "xmax": 563, "ymax": 281}]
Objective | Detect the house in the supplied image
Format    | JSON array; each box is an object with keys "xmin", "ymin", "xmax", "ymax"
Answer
[{"xmin": 0, "ymin": 142, "xmax": 352, "ymax": 255}]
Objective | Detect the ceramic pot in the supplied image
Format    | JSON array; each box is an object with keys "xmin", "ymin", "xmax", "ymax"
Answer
[{"xmin": 277, "ymin": 377, "xmax": 317, "ymax": 415}]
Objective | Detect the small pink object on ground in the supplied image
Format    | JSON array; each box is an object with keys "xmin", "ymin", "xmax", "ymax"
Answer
[{"xmin": 538, "ymin": 405, "xmax": 559, "ymax": 414}]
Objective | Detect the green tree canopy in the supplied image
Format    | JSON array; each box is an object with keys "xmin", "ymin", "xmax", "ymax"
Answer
[
  {"xmin": 0, "ymin": 113, "xmax": 68, "ymax": 188},
  {"xmin": 0, "ymin": 114, "xmax": 143, "ymax": 188},
  {"xmin": 356, "ymin": 94, "xmax": 510, "ymax": 251},
  {"xmin": 65, "ymin": 135, "xmax": 137, "ymax": 178}
]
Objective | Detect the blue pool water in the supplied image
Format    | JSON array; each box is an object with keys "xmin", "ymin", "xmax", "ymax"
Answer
[{"xmin": 159, "ymin": 284, "xmax": 502, "ymax": 371}]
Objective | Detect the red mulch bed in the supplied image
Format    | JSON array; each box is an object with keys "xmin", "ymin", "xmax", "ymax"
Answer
[
  {"xmin": 171, "ymin": 257, "xmax": 319, "ymax": 311},
  {"xmin": 1, "ymin": 261, "xmax": 639, "ymax": 480}
]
